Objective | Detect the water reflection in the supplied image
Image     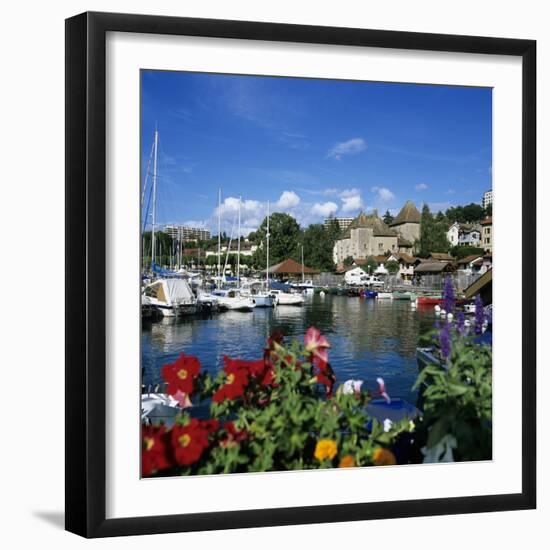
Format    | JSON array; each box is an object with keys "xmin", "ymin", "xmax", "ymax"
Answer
[{"xmin": 141, "ymin": 295, "xmax": 436, "ymax": 402}]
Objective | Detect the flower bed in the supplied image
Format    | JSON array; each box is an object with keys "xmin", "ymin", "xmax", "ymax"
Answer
[{"xmin": 142, "ymin": 284, "xmax": 492, "ymax": 476}]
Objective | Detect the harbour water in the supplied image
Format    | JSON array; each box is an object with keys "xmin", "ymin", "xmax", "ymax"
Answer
[{"xmin": 142, "ymin": 295, "xmax": 437, "ymax": 402}]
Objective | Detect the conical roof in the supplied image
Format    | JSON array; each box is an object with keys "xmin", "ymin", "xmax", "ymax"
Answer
[
  {"xmin": 344, "ymin": 211, "xmax": 397, "ymax": 238},
  {"xmin": 391, "ymin": 201, "xmax": 421, "ymax": 225}
]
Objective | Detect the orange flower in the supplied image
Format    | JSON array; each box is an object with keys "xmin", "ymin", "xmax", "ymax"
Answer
[
  {"xmin": 338, "ymin": 455, "xmax": 356, "ymax": 468},
  {"xmin": 372, "ymin": 447, "xmax": 397, "ymax": 466},
  {"xmin": 314, "ymin": 439, "xmax": 338, "ymax": 461}
]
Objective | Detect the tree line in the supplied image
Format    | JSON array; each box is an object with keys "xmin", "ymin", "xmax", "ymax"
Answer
[{"xmin": 141, "ymin": 214, "xmax": 342, "ymax": 273}]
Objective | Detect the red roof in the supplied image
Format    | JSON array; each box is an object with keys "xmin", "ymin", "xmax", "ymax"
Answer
[{"xmin": 265, "ymin": 258, "xmax": 317, "ymax": 274}]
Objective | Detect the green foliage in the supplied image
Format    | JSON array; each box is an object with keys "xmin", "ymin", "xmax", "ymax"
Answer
[
  {"xmin": 251, "ymin": 212, "xmax": 301, "ymax": 268},
  {"xmin": 418, "ymin": 204, "xmax": 450, "ymax": 257},
  {"xmin": 385, "ymin": 260, "xmax": 400, "ymax": 274},
  {"xmin": 383, "ymin": 209, "xmax": 394, "ymax": 225},
  {"xmin": 450, "ymin": 245, "xmax": 485, "ymax": 260},
  {"xmin": 446, "ymin": 203, "xmax": 486, "ymax": 224},
  {"xmin": 364, "ymin": 256, "xmax": 379, "ymax": 274},
  {"xmin": 343, "ymin": 256, "xmax": 355, "ymax": 267},
  {"xmin": 414, "ymin": 326, "xmax": 492, "ymax": 461},
  {"xmin": 300, "ymin": 224, "xmax": 338, "ymax": 272}
]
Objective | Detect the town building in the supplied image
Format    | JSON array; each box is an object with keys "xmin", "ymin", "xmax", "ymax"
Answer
[
  {"xmin": 482, "ymin": 189, "xmax": 493, "ymax": 209},
  {"xmin": 205, "ymin": 239, "xmax": 258, "ymax": 258},
  {"xmin": 332, "ymin": 211, "xmax": 399, "ymax": 266},
  {"xmin": 332, "ymin": 201, "xmax": 421, "ymax": 267},
  {"xmin": 164, "ymin": 224, "xmax": 211, "ymax": 242},
  {"xmin": 389, "ymin": 201, "xmax": 422, "ymax": 244},
  {"xmin": 323, "ymin": 217, "xmax": 355, "ymax": 231},
  {"xmin": 447, "ymin": 222, "xmax": 481, "ymax": 247},
  {"xmin": 480, "ymin": 216, "xmax": 493, "ymax": 253}
]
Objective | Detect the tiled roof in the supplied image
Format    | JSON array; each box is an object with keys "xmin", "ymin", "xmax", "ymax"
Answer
[{"xmin": 390, "ymin": 201, "xmax": 421, "ymax": 225}]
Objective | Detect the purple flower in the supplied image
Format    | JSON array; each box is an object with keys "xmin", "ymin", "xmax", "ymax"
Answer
[
  {"xmin": 439, "ymin": 321, "xmax": 451, "ymax": 361},
  {"xmin": 443, "ymin": 276, "xmax": 456, "ymax": 314},
  {"xmin": 474, "ymin": 294, "xmax": 484, "ymax": 335},
  {"xmin": 455, "ymin": 311, "xmax": 465, "ymax": 335}
]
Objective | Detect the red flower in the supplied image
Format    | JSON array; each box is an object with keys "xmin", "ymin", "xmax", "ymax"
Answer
[
  {"xmin": 224, "ymin": 357, "xmax": 265, "ymax": 377},
  {"xmin": 161, "ymin": 354, "xmax": 201, "ymax": 396},
  {"xmin": 220, "ymin": 421, "xmax": 248, "ymax": 447},
  {"xmin": 313, "ymin": 356, "xmax": 336, "ymax": 397},
  {"xmin": 142, "ymin": 425, "xmax": 171, "ymax": 476},
  {"xmin": 171, "ymin": 419, "xmax": 211, "ymax": 466},
  {"xmin": 212, "ymin": 368, "xmax": 249, "ymax": 402},
  {"xmin": 304, "ymin": 327, "xmax": 330, "ymax": 364}
]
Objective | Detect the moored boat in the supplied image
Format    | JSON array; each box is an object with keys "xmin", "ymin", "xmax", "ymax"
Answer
[
  {"xmin": 142, "ymin": 278, "xmax": 198, "ymax": 317},
  {"xmin": 392, "ymin": 290, "xmax": 417, "ymax": 301},
  {"xmin": 212, "ymin": 289, "xmax": 256, "ymax": 311},
  {"xmin": 417, "ymin": 295, "xmax": 443, "ymax": 306},
  {"xmin": 270, "ymin": 288, "xmax": 305, "ymax": 306}
]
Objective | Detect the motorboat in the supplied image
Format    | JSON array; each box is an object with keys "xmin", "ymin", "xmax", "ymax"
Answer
[
  {"xmin": 212, "ymin": 288, "xmax": 256, "ymax": 311},
  {"xmin": 392, "ymin": 290, "xmax": 417, "ymax": 301},
  {"xmin": 240, "ymin": 282, "xmax": 275, "ymax": 307},
  {"xmin": 376, "ymin": 292, "xmax": 393, "ymax": 299},
  {"xmin": 269, "ymin": 288, "xmax": 305, "ymax": 306}
]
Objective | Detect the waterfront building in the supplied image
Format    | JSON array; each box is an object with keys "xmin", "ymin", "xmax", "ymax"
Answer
[
  {"xmin": 332, "ymin": 201, "xmax": 422, "ymax": 267},
  {"xmin": 332, "ymin": 211, "xmax": 399, "ymax": 266},
  {"xmin": 164, "ymin": 224, "xmax": 211, "ymax": 242},
  {"xmin": 481, "ymin": 216, "xmax": 493, "ymax": 253},
  {"xmin": 389, "ymin": 201, "xmax": 422, "ymax": 244},
  {"xmin": 482, "ymin": 189, "xmax": 493, "ymax": 209},
  {"xmin": 323, "ymin": 217, "xmax": 355, "ymax": 231}
]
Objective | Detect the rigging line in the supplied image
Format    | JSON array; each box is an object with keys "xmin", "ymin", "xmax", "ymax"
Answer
[
  {"xmin": 142, "ymin": 179, "xmax": 154, "ymax": 235},
  {"xmin": 141, "ymin": 139, "xmax": 155, "ymax": 206}
]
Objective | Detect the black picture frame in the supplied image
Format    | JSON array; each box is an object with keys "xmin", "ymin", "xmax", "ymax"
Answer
[{"xmin": 65, "ymin": 11, "xmax": 536, "ymax": 538}]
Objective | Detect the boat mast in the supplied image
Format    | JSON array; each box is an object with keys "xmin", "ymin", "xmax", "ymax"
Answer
[
  {"xmin": 266, "ymin": 201, "xmax": 270, "ymax": 290},
  {"xmin": 151, "ymin": 128, "xmax": 159, "ymax": 267},
  {"xmin": 217, "ymin": 188, "xmax": 221, "ymax": 283},
  {"xmin": 237, "ymin": 196, "xmax": 241, "ymax": 286},
  {"xmin": 301, "ymin": 244, "xmax": 305, "ymax": 282}
]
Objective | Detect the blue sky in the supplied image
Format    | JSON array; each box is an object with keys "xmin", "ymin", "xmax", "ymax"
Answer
[{"xmin": 141, "ymin": 70, "xmax": 492, "ymax": 236}]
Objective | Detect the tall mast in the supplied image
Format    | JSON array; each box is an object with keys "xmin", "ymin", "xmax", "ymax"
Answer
[
  {"xmin": 266, "ymin": 201, "xmax": 270, "ymax": 289},
  {"xmin": 301, "ymin": 244, "xmax": 305, "ymax": 282},
  {"xmin": 151, "ymin": 128, "xmax": 159, "ymax": 266},
  {"xmin": 217, "ymin": 188, "xmax": 221, "ymax": 282},
  {"xmin": 237, "ymin": 196, "xmax": 241, "ymax": 286}
]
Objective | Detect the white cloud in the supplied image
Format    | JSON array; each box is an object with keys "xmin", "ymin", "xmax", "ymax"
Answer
[
  {"xmin": 276, "ymin": 190, "xmax": 301, "ymax": 209},
  {"xmin": 327, "ymin": 138, "xmax": 367, "ymax": 160},
  {"xmin": 415, "ymin": 183, "xmax": 428, "ymax": 191},
  {"xmin": 338, "ymin": 188, "xmax": 364, "ymax": 213},
  {"xmin": 371, "ymin": 186, "xmax": 395, "ymax": 202},
  {"xmin": 311, "ymin": 201, "xmax": 338, "ymax": 217}
]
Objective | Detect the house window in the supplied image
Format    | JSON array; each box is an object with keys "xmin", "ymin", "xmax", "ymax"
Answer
[{"xmin": 378, "ymin": 243, "xmax": 383, "ymax": 250}]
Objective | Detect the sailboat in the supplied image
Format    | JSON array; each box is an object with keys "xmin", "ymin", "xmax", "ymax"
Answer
[
  {"xmin": 240, "ymin": 200, "xmax": 274, "ymax": 307},
  {"xmin": 292, "ymin": 245, "xmax": 314, "ymax": 294},
  {"xmin": 141, "ymin": 128, "xmax": 198, "ymax": 316},
  {"xmin": 212, "ymin": 194, "xmax": 255, "ymax": 311}
]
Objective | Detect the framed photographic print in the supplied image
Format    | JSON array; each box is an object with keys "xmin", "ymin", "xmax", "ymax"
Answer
[{"xmin": 65, "ymin": 11, "xmax": 536, "ymax": 538}]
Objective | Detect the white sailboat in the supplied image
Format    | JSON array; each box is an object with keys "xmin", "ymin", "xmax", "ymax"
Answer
[
  {"xmin": 141, "ymin": 129, "xmax": 198, "ymax": 317},
  {"xmin": 240, "ymin": 200, "xmax": 274, "ymax": 307},
  {"xmin": 213, "ymin": 195, "xmax": 256, "ymax": 312}
]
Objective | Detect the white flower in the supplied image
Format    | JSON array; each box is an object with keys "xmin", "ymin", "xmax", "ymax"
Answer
[
  {"xmin": 341, "ymin": 379, "xmax": 364, "ymax": 395},
  {"xmin": 383, "ymin": 418, "xmax": 393, "ymax": 432}
]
